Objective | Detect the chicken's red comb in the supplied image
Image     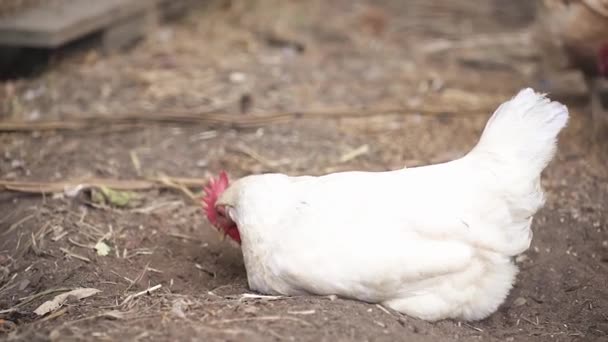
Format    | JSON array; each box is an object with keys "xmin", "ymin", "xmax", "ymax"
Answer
[{"xmin": 202, "ymin": 171, "xmax": 229, "ymax": 224}]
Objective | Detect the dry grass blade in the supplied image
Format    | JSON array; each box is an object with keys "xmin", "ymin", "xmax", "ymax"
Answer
[
  {"xmin": 130, "ymin": 150, "xmax": 142, "ymax": 176},
  {"xmin": 4, "ymin": 214, "xmax": 36, "ymax": 235},
  {"xmin": 462, "ymin": 322, "xmax": 484, "ymax": 332},
  {"xmin": 231, "ymin": 143, "xmax": 290, "ymax": 169},
  {"xmin": 0, "ymin": 273, "xmax": 18, "ymax": 296},
  {"xmin": 168, "ymin": 232, "xmax": 201, "ymax": 242},
  {"xmin": 375, "ymin": 304, "xmax": 396, "ymax": 317},
  {"xmin": 37, "ymin": 307, "xmax": 68, "ymax": 322},
  {"xmin": 339, "ymin": 144, "xmax": 370, "ymax": 163}
]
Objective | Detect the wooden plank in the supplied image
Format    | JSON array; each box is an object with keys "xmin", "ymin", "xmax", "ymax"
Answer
[
  {"xmin": 0, "ymin": 0, "xmax": 155, "ymax": 47},
  {"xmin": 157, "ymin": 0, "xmax": 201, "ymax": 20},
  {"xmin": 535, "ymin": 69, "xmax": 589, "ymax": 102},
  {"xmin": 102, "ymin": 6, "xmax": 158, "ymax": 52}
]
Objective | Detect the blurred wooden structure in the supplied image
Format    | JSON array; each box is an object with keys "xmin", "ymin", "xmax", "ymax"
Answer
[
  {"xmin": 0, "ymin": 0, "xmax": 195, "ymax": 52},
  {"xmin": 536, "ymin": 0, "xmax": 608, "ymax": 76},
  {"xmin": 591, "ymin": 79, "xmax": 608, "ymax": 145},
  {"xmin": 536, "ymin": 0, "xmax": 608, "ymax": 141}
]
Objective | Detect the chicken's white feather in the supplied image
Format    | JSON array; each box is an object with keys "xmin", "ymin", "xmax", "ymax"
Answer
[{"xmin": 216, "ymin": 88, "xmax": 569, "ymax": 321}]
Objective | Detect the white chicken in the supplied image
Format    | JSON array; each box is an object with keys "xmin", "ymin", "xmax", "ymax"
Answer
[{"xmin": 202, "ymin": 88, "xmax": 568, "ymax": 321}]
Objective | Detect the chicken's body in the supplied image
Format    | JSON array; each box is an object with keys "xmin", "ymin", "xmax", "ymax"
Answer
[{"xmin": 207, "ymin": 89, "xmax": 568, "ymax": 321}]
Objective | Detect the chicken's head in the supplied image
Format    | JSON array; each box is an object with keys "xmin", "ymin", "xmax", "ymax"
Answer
[
  {"xmin": 202, "ymin": 171, "xmax": 241, "ymax": 244},
  {"xmin": 599, "ymin": 43, "xmax": 608, "ymax": 77}
]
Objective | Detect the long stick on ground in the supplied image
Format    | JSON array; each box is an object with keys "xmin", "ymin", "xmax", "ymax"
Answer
[
  {"xmin": 0, "ymin": 176, "xmax": 208, "ymax": 194},
  {"xmin": 0, "ymin": 106, "xmax": 491, "ymax": 132}
]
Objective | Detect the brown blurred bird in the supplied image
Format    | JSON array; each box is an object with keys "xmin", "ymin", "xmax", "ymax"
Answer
[
  {"xmin": 538, "ymin": 0, "xmax": 608, "ymax": 78},
  {"xmin": 538, "ymin": 0, "xmax": 608, "ymax": 145}
]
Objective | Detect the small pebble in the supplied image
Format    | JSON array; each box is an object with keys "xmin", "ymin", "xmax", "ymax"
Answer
[
  {"xmin": 515, "ymin": 254, "xmax": 529, "ymax": 263},
  {"xmin": 229, "ymin": 72, "xmax": 247, "ymax": 83}
]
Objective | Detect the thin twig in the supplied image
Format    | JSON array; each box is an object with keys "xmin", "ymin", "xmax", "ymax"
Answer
[
  {"xmin": 59, "ymin": 247, "xmax": 91, "ymax": 263},
  {"xmin": 68, "ymin": 237, "xmax": 93, "ymax": 249},
  {"xmin": 124, "ymin": 262, "xmax": 151, "ymax": 293},
  {"xmin": 0, "ymin": 176, "xmax": 208, "ymax": 194},
  {"xmin": 462, "ymin": 322, "xmax": 484, "ymax": 332},
  {"xmin": 240, "ymin": 293, "xmax": 284, "ymax": 301},
  {"xmin": 131, "ymin": 284, "xmax": 162, "ymax": 299},
  {"xmin": 520, "ymin": 315, "xmax": 539, "ymax": 326},
  {"xmin": 120, "ymin": 284, "xmax": 162, "ymax": 306},
  {"xmin": 4, "ymin": 214, "xmax": 36, "ymax": 235},
  {"xmin": 110, "ymin": 270, "xmax": 134, "ymax": 284}
]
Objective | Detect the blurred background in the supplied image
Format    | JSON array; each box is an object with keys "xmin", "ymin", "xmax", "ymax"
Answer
[{"xmin": 0, "ymin": 0, "xmax": 607, "ymax": 341}]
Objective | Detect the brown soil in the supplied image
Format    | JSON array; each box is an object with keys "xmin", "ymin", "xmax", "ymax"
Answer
[{"xmin": 1, "ymin": 1, "xmax": 607, "ymax": 341}]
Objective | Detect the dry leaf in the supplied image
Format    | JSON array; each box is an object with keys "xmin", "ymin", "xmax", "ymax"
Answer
[
  {"xmin": 171, "ymin": 299, "xmax": 188, "ymax": 319},
  {"xmin": 34, "ymin": 288, "xmax": 101, "ymax": 316},
  {"xmin": 93, "ymin": 186, "xmax": 140, "ymax": 207}
]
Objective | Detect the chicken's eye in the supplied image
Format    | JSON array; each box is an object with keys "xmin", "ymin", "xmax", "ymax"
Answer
[{"xmin": 216, "ymin": 205, "xmax": 227, "ymax": 217}]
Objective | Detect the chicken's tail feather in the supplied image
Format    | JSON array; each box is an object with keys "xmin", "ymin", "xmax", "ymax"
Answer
[{"xmin": 469, "ymin": 88, "xmax": 569, "ymax": 177}]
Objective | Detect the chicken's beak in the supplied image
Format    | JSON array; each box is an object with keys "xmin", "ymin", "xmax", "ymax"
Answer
[
  {"xmin": 213, "ymin": 203, "xmax": 228, "ymax": 241},
  {"xmin": 214, "ymin": 202, "xmax": 234, "ymax": 242}
]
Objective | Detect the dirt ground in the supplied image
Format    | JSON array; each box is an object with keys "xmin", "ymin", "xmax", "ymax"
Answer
[{"xmin": 1, "ymin": 0, "xmax": 607, "ymax": 341}]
